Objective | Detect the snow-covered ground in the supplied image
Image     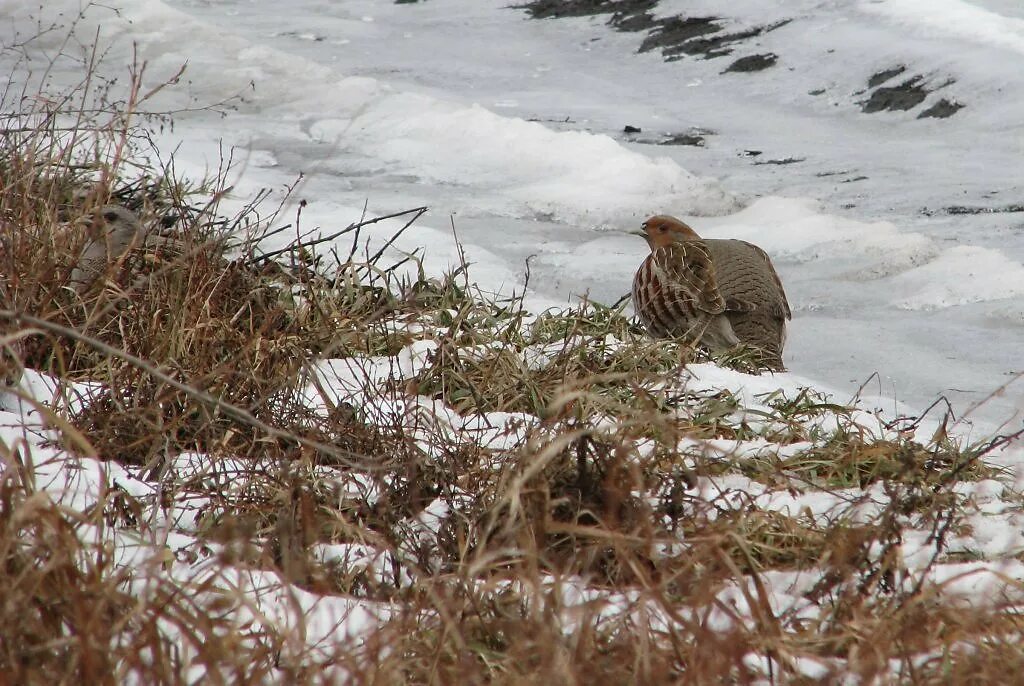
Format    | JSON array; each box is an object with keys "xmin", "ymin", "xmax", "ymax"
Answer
[
  {"xmin": 5, "ymin": 0, "xmax": 1021, "ymax": 432},
  {"xmin": 3, "ymin": 1, "xmax": 1024, "ymax": 676},
  {"xmin": 5, "ymin": 343, "xmax": 1024, "ymax": 677}
]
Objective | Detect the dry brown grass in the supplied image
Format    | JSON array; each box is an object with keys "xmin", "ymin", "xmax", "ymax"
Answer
[{"xmin": 3, "ymin": 23, "xmax": 1024, "ymax": 686}]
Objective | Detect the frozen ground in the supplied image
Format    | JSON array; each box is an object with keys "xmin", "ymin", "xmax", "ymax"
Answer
[
  {"xmin": 5, "ymin": 0, "xmax": 1020, "ymax": 431},
  {"xmin": 3, "ymin": 1, "xmax": 1024, "ymax": 676}
]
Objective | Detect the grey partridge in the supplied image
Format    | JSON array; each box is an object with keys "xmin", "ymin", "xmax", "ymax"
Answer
[
  {"xmin": 632, "ymin": 214, "xmax": 791, "ymax": 370},
  {"xmin": 70, "ymin": 204, "xmax": 149, "ymax": 290}
]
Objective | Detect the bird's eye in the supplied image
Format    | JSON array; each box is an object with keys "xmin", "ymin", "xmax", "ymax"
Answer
[
  {"xmin": 657, "ymin": 225, "xmax": 667, "ymax": 232},
  {"xmin": 102, "ymin": 211, "xmax": 119, "ymax": 222}
]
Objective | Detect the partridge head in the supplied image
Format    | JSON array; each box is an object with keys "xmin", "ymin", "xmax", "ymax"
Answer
[
  {"xmin": 631, "ymin": 214, "xmax": 791, "ymax": 370},
  {"xmin": 70, "ymin": 204, "xmax": 148, "ymax": 289}
]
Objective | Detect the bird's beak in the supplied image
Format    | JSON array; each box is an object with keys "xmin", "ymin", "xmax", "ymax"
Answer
[{"xmin": 73, "ymin": 213, "xmax": 102, "ymax": 238}]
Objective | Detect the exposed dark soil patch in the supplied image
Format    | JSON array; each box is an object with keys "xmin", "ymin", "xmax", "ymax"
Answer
[
  {"xmin": 517, "ymin": 3, "xmax": 962, "ymax": 120},
  {"xmin": 612, "ymin": 11, "xmax": 657, "ymax": 32},
  {"xmin": 658, "ymin": 133, "xmax": 706, "ymax": 146},
  {"xmin": 624, "ymin": 127, "xmax": 714, "ymax": 146},
  {"xmin": 945, "ymin": 204, "xmax": 1024, "ymax": 215},
  {"xmin": 517, "ymin": 1, "xmax": 788, "ymax": 64},
  {"xmin": 860, "ymin": 69, "xmax": 962, "ymax": 117},
  {"xmin": 868, "ymin": 65, "xmax": 907, "ymax": 88},
  {"xmin": 664, "ymin": 22, "xmax": 789, "ymax": 61},
  {"xmin": 861, "ymin": 76, "xmax": 930, "ymax": 113},
  {"xmin": 516, "ymin": 0, "xmax": 656, "ymax": 21},
  {"xmin": 723, "ymin": 53, "xmax": 777, "ymax": 73},
  {"xmin": 752, "ymin": 156, "xmax": 805, "ymax": 166},
  {"xmin": 919, "ymin": 98, "xmax": 965, "ymax": 119},
  {"xmin": 815, "ymin": 170, "xmax": 868, "ymax": 183},
  {"xmin": 920, "ymin": 203, "xmax": 1024, "ymax": 216},
  {"xmin": 639, "ymin": 16, "xmax": 720, "ymax": 54}
]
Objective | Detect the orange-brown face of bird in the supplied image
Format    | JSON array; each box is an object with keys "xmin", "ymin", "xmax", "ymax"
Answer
[{"xmin": 636, "ymin": 215, "xmax": 701, "ymax": 251}]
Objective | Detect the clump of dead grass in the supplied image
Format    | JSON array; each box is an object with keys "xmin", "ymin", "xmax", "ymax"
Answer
[{"xmin": 0, "ymin": 442, "xmax": 291, "ymax": 682}]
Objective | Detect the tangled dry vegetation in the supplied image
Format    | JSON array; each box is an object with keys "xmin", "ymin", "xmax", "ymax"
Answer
[{"xmin": 3, "ymin": 53, "xmax": 1024, "ymax": 686}]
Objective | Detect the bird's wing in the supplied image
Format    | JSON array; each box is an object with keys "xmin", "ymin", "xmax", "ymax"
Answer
[
  {"xmin": 736, "ymin": 241, "xmax": 791, "ymax": 320},
  {"xmin": 651, "ymin": 242, "xmax": 726, "ymax": 315}
]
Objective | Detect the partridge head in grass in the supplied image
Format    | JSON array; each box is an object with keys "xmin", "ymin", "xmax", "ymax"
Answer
[
  {"xmin": 70, "ymin": 204, "xmax": 150, "ymax": 290},
  {"xmin": 631, "ymin": 214, "xmax": 791, "ymax": 371}
]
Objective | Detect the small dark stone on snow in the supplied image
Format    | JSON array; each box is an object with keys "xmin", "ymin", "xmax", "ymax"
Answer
[{"xmin": 623, "ymin": 124, "xmax": 642, "ymax": 133}]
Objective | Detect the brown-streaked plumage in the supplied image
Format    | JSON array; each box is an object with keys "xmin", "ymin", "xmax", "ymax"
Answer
[{"xmin": 632, "ymin": 214, "xmax": 791, "ymax": 370}]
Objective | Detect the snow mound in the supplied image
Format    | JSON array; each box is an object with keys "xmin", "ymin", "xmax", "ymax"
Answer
[
  {"xmin": 889, "ymin": 245, "xmax": 1024, "ymax": 309},
  {"xmin": 313, "ymin": 91, "xmax": 738, "ymax": 224},
  {"xmin": 861, "ymin": 0, "xmax": 1024, "ymax": 56},
  {"xmin": 702, "ymin": 197, "xmax": 931, "ymax": 262}
]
